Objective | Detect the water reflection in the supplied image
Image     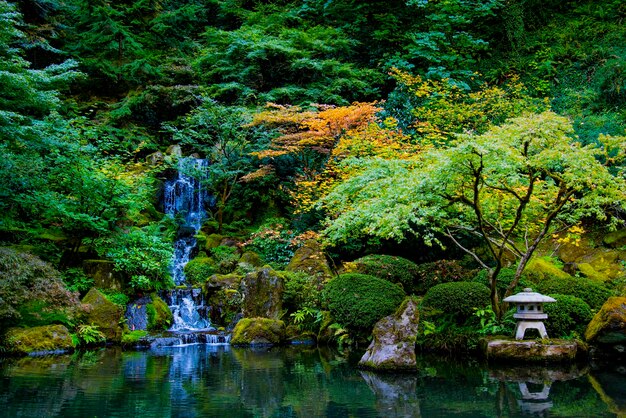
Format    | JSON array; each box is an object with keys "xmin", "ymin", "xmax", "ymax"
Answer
[{"xmin": 0, "ymin": 347, "xmax": 622, "ymax": 417}]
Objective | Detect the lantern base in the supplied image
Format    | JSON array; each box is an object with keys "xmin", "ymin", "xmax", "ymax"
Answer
[{"xmin": 514, "ymin": 321, "xmax": 548, "ymax": 340}]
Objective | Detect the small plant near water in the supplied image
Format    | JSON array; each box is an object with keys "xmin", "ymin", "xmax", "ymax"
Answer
[
  {"xmin": 290, "ymin": 307, "xmax": 323, "ymax": 332},
  {"xmin": 74, "ymin": 324, "xmax": 106, "ymax": 346},
  {"xmin": 473, "ymin": 306, "xmax": 516, "ymax": 336}
]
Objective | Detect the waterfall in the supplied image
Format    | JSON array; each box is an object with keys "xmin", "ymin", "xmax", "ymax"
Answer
[{"xmin": 163, "ymin": 157, "xmax": 212, "ymax": 331}]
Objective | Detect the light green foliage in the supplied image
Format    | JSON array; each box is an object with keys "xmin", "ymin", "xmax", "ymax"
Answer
[
  {"xmin": 75, "ymin": 323, "xmax": 106, "ymax": 346},
  {"xmin": 473, "ymin": 305, "xmax": 516, "ymax": 336},
  {"xmin": 422, "ymin": 282, "xmax": 491, "ymax": 323},
  {"xmin": 290, "ymin": 307, "xmax": 324, "ymax": 333},
  {"xmin": 244, "ymin": 218, "xmax": 299, "ymax": 269},
  {"xmin": 95, "ymin": 224, "xmax": 174, "ymax": 292},
  {"xmin": 543, "ymin": 294, "xmax": 593, "ymax": 338},
  {"xmin": 321, "ymin": 111, "xmax": 626, "ymax": 317},
  {"xmin": 323, "ymin": 273, "xmax": 406, "ymax": 331}
]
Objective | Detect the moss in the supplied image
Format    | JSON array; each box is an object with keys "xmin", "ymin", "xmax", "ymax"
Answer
[
  {"xmin": 205, "ymin": 234, "xmax": 224, "ymax": 250},
  {"xmin": 146, "ymin": 293, "xmax": 172, "ymax": 331},
  {"xmin": 525, "ymin": 258, "xmax": 571, "ymax": 281},
  {"xmin": 81, "ymin": 288, "xmax": 123, "ymax": 342},
  {"xmin": 603, "ymin": 229, "xmax": 626, "ymax": 248},
  {"xmin": 578, "ymin": 263, "xmax": 610, "ymax": 282},
  {"xmin": 230, "ymin": 318, "xmax": 286, "ymax": 345},
  {"xmin": 286, "ymin": 240, "xmax": 332, "ymax": 280},
  {"xmin": 184, "ymin": 257, "xmax": 217, "ymax": 285},
  {"xmin": 585, "ymin": 297, "xmax": 626, "ymax": 343},
  {"xmin": 5, "ymin": 325, "xmax": 74, "ymax": 354}
]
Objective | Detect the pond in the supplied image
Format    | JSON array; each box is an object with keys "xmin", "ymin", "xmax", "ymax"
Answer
[{"xmin": 1, "ymin": 344, "xmax": 624, "ymax": 417}]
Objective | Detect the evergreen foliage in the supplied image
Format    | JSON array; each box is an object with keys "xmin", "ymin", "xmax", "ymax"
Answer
[
  {"xmin": 422, "ymin": 282, "xmax": 491, "ymax": 323},
  {"xmin": 323, "ymin": 273, "xmax": 406, "ymax": 331}
]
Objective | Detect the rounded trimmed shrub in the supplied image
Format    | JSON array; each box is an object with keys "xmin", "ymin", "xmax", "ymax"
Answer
[
  {"xmin": 323, "ymin": 273, "xmax": 406, "ymax": 331},
  {"xmin": 414, "ymin": 259, "xmax": 471, "ymax": 295},
  {"xmin": 422, "ymin": 282, "xmax": 491, "ymax": 322},
  {"xmin": 543, "ymin": 294, "xmax": 593, "ymax": 338},
  {"xmin": 535, "ymin": 276, "xmax": 613, "ymax": 310},
  {"xmin": 350, "ymin": 255, "xmax": 420, "ymax": 290}
]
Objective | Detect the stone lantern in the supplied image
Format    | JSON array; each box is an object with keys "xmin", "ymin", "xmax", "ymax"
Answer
[{"xmin": 503, "ymin": 288, "xmax": 556, "ymax": 340}]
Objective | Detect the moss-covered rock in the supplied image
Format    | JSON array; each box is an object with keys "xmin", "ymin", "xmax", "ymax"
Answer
[
  {"xmin": 205, "ymin": 233, "xmax": 224, "ymax": 250},
  {"xmin": 82, "ymin": 260, "xmax": 124, "ymax": 291},
  {"xmin": 146, "ymin": 293, "xmax": 172, "ymax": 331},
  {"xmin": 241, "ymin": 267, "xmax": 284, "ymax": 319},
  {"xmin": 203, "ymin": 273, "xmax": 243, "ymax": 327},
  {"xmin": 481, "ymin": 338, "xmax": 578, "ymax": 363},
  {"xmin": 525, "ymin": 258, "xmax": 571, "ymax": 281},
  {"xmin": 585, "ymin": 297, "xmax": 626, "ymax": 344},
  {"xmin": 81, "ymin": 288, "xmax": 123, "ymax": 342},
  {"xmin": 603, "ymin": 229, "xmax": 626, "ymax": 248},
  {"xmin": 286, "ymin": 239, "xmax": 332, "ymax": 281},
  {"xmin": 237, "ymin": 251, "xmax": 263, "ymax": 273},
  {"xmin": 578, "ymin": 263, "xmax": 610, "ymax": 282},
  {"xmin": 5, "ymin": 324, "xmax": 74, "ymax": 355},
  {"xmin": 230, "ymin": 318, "xmax": 286, "ymax": 345},
  {"xmin": 358, "ymin": 297, "xmax": 420, "ymax": 371}
]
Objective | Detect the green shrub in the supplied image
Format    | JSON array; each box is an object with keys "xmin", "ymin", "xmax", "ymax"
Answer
[
  {"xmin": 282, "ymin": 271, "xmax": 323, "ymax": 313},
  {"xmin": 350, "ymin": 254, "xmax": 420, "ymax": 290},
  {"xmin": 473, "ymin": 268, "xmax": 530, "ymax": 296},
  {"xmin": 535, "ymin": 276, "xmax": 613, "ymax": 310},
  {"xmin": 323, "ymin": 273, "xmax": 406, "ymax": 331},
  {"xmin": 210, "ymin": 246, "xmax": 240, "ymax": 274},
  {"xmin": 184, "ymin": 257, "xmax": 218, "ymax": 285},
  {"xmin": 0, "ymin": 248, "xmax": 80, "ymax": 333},
  {"xmin": 543, "ymin": 294, "xmax": 593, "ymax": 338},
  {"xmin": 414, "ymin": 259, "xmax": 471, "ymax": 295},
  {"xmin": 61, "ymin": 268, "xmax": 94, "ymax": 294},
  {"xmin": 422, "ymin": 282, "xmax": 491, "ymax": 323}
]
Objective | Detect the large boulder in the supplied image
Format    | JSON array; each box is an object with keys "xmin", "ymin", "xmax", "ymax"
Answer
[
  {"xmin": 82, "ymin": 288, "xmax": 123, "ymax": 342},
  {"xmin": 230, "ymin": 318, "xmax": 286, "ymax": 345},
  {"xmin": 240, "ymin": 267, "xmax": 284, "ymax": 319},
  {"xmin": 358, "ymin": 297, "xmax": 420, "ymax": 371},
  {"xmin": 585, "ymin": 297, "xmax": 626, "ymax": 348},
  {"xmin": 204, "ymin": 273, "xmax": 244, "ymax": 327},
  {"xmin": 82, "ymin": 260, "xmax": 124, "ymax": 290},
  {"xmin": 5, "ymin": 324, "xmax": 74, "ymax": 355},
  {"xmin": 286, "ymin": 239, "xmax": 332, "ymax": 280}
]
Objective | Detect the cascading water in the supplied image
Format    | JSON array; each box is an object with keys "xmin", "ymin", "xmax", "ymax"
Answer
[{"xmin": 163, "ymin": 157, "xmax": 213, "ymax": 332}]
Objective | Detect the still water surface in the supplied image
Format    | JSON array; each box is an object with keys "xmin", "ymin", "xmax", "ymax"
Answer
[{"xmin": 0, "ymin": 344, "xmax": 624, "ymax": 417}]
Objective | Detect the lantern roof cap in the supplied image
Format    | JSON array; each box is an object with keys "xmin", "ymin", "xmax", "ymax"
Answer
[{"xmin": 503, "ymin": 288, "xmax": 556, "ymax": 303}]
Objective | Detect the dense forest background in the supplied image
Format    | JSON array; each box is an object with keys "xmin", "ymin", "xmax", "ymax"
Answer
[{"xmin": 1, "ymin": 0, "xmax": 626, "ymax": 331}]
